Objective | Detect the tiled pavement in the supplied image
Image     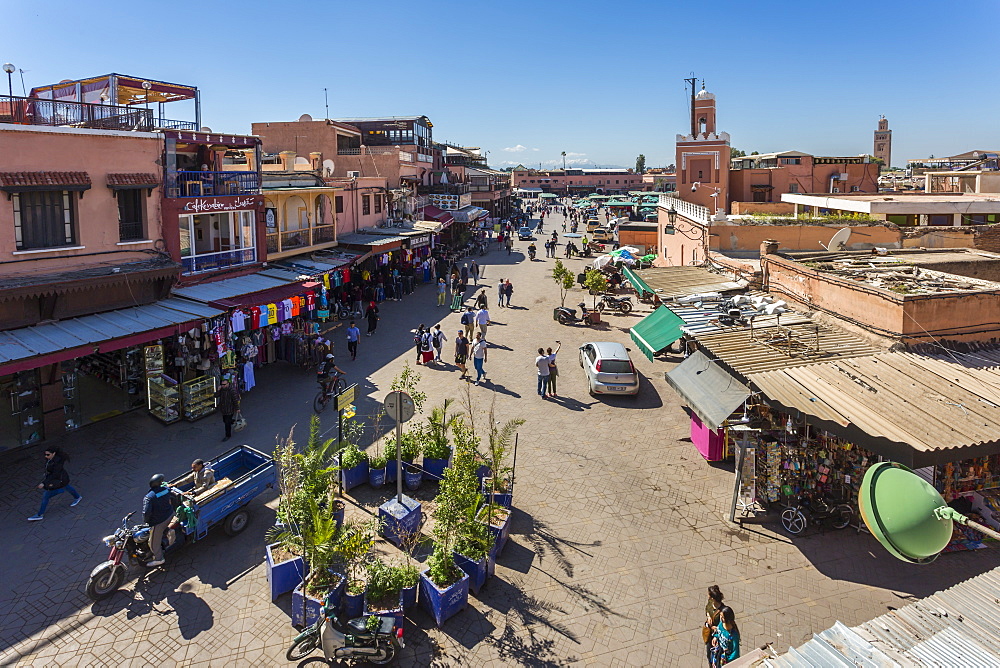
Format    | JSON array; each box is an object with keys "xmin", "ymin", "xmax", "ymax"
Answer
[{"xmin": 2, "ymin": 211, "xmax": 998, "ymax": 667}]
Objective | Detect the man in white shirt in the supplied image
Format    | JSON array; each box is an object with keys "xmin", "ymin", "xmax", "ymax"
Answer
[
  {"xmin": 535, "ymin": 347, "xmax": 552, "ymax": 397},
  {"xmin": 475, "ymin": 307, "xmax": 491, "ymax": 339},
  {"xmin": 471, "ymin": 333, "xmax": 489, "ymax": 385}
]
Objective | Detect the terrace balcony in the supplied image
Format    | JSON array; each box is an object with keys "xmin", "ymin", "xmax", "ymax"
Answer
[
  {"xmin": 166, "ymin": 171, "xmax": 260, "ymax": 198},
  {"xmin": 417, "ymin": 183, "xmax": 470, "ymax": 196},
  {"xmin": 0, "ymin": 95, "xmax": 197, "ymax": 132},
  {"xmin": 265, "ymin": 225, "xmax": 336, "ymax": 258}
]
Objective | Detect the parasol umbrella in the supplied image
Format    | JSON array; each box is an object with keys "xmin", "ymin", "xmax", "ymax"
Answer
[
  {"xmin": 591, "ymin": 255, "xmax": 613, "ymax": 269},
  {"xmin": 640, "ymin": 254, "xmax": 657, "ymax": 263},
  {"xmin": 563, "ymin": 233, "xmax": 583, "ymax": 238}
]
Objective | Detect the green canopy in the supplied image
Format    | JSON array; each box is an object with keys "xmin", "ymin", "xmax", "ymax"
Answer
[
  {"xmin": 539, "ymin": 193, "xmax": 559, "ymax": 198},
  {"xmin": 604, "ymin": 200, "xmax": 633, "ymax": 207},
  {"xmin": 641, "ymin": 254, "xmax": 657, "ymax": 262},
  {"xmin": 630, "ymin": 306, "xmax": 684, "ymax": 361},
  {"xmin": 622, "ymin": 265, "xmax": 652, "ymax": 295},
  {"xmin": 588, "ymin": 194, "xmax": 611, "ymax": 199}
]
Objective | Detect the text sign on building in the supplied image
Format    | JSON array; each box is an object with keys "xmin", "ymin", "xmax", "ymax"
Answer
[{"xmin": 182, "ymin": 196, "xmax": 260, "ymax": 213}]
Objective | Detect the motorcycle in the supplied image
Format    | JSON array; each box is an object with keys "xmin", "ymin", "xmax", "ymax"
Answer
[
  {"xmin": 287, "ymin": 593, "xmax": 403, "ymax": 665},
  {"xmin": 527, "ymin": 245, "xmax": 537, "ymax": 260},
  {"xmin": 555, "ymin": 302, "xmax": 596, "ymax": 326},
  {"xmin": 87, "ymin": 511, "xmax": 181, "ymax": 600},
  {"xmin": 780, "ymin": 493, "xmax": 855, "ymax": 535},
  {"xmin": 596, "ymin": 294, "xmax": 633, "ymax": 314}
]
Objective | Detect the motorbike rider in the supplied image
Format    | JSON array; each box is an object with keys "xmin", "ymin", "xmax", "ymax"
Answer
[
  {"xmin": 143, "ymin": 474, "xmax": 174, "ymax": 567},
  {"xmin": 317, "ymin": 353, "xmax": 345, "ymax": 396},
  {"xmin": 528, "ymin": 242, "xmax": 537, "ymax": 259}
]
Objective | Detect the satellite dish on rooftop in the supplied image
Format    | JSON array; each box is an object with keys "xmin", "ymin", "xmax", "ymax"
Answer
[
  {"xmin": 821, "ymin": 227, "xmax": 852, "ymax": 251},
  {"xmin": 323, "ymin": 159, "xmax": 336, "ymax": 177},
  {"xmin": 299, "ymin": 113, "xmax": 313, "ymax": 122},
  {"xmin": 200, "ymin": 126, "xmax": 212, "ymax": 133},
  {"xmin": 859, "ymin": 462, "xmax": 1000, "ymax": 564}
]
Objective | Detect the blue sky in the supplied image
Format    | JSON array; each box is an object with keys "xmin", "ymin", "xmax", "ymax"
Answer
[{"xmin": 5, "ymin": 0, "xmax": 999, "ymax": 169}]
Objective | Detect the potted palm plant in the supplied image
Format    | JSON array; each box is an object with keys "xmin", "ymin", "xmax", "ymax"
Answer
[
  {"xmin": 423, "ymin": 399, "xmax": 456, "ymax": 482},
  {"xmin": 288, "ymin": 495, "xmax": 346, "ymax": 627},
  {"xmin": 368, "ymin": 449, "xmax": 389, "ymax": 488},
  {"xmin": 336, "ymin": 516, "xmax": 380, "ymax": 620}
]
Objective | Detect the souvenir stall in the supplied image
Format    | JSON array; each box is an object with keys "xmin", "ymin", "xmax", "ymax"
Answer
[{"xmin": 928, "ymin": 455, "xmax": 1000, "ymax": 546}]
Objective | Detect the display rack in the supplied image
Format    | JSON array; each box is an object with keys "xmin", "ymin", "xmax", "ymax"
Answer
[
  {"xmin": 10, "ymin": 371, "xmax": 43, "ymax": 446},
  {"xmin": 60, "ymin": 362, "xmax": 82, "ymax": 431},
  {"xmin": 181, "ymin": 376, "xmax": 217, "ymax": 421},
  {"xmin": 147, "ymin": 374, "xmax": 180, "ymax": 424}
]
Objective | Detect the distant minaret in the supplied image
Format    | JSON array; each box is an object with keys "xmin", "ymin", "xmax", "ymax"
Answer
[{"xmin": 873, "ymin": 116, "xmax": 891, "ymax": 167}]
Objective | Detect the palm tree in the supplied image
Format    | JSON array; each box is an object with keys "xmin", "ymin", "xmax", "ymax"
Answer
[{"xmin": 561, "ymin": 151, "xmax": 567, "ymax": 170}]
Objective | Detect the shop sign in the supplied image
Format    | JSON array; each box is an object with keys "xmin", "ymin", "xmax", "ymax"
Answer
[
  {"xmin": 406, "ymin": 235, "xmax": 430, "ymax": 249},
  {"xmin": 337, "ymin": 384, "xmax": 357, "ymax": 411},
  {"xmin": 265, "ymin": 208, "xmax": 277, "ymax": 229},
  {"xmin": 182, "ymin": 196, "xmax": 259, "ymax": 213}
]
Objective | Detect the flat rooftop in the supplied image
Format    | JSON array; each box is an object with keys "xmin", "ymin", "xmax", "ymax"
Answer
[{"xmin": 782, "ymin": 192, "xmax": 1000, "ymax": 214}]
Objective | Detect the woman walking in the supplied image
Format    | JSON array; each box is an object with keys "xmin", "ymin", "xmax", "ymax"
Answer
[
  {"xmin": 545, "ymin": 343, "xmax": 562, "ymax": 397},
  {"xmin": 708, "ymin": 593, "xmax": 740, "ymax": 667},
  {"xmin": 365, "ymin": 300, "xmax": 379, "ymax": 336},
  {"xmin": 414, "ymin": 324, "xmax": 426, "ymax": 365},
  {"xmin": 432, "ymin": 325, "xmax": 447, "ymax": 362},
  {"xmin": 437, "ymin": 277, "xmax": 447, "ymax": 307},
  {"xmin": 28, "ymin": 447, "xmax": 82, "ymax": 521},
  {"xmin": 454, "ymin": 330, "xmax": 469, "ymax": 378},
  {"xmin": 704, "ymin": 586, "xmax": 725, "ymax": 664}
]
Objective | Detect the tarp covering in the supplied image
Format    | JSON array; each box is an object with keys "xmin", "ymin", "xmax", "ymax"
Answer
[
  {"xmin": 629, "ymin": 306, "xmax": 684, "ymax": 362},
  {"xmin": 664, "ymin": 350, "xmax": 751, "ymax": 429}
]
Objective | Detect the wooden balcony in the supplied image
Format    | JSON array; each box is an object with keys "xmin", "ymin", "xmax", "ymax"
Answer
[{"xmin": 265, "ymin": 225, "xmax": 337, "ymax": 259}]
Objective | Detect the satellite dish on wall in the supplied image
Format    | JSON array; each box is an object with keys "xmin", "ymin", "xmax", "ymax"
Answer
[
  {"xmin": 298, "ymin": 113, "xmax": 313, "ymax": 122},
  {"xmin": 821, "ymin": 227, "xmax": 852, "ymax": 251},
  {"xmin": 323, "ymin": 159, "xmax": 336, "ymax": 177}
]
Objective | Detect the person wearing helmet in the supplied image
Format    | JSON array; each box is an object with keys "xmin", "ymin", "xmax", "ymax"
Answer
[
  {"xmin": 143, "ymin": 474, "xmax": 174, "ymax": 567},
  {"xmin": 317, "ymin": 352, "xmax": 345, "ymax": 397}
]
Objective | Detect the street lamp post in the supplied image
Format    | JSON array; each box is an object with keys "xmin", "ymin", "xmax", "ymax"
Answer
[{"xmin": 2, "ymin": 63, "xmax": 15, "ymax": 98}]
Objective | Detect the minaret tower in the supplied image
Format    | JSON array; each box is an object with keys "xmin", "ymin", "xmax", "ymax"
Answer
[
  {"xmin": 873, "ymin": 116, "xmax": 891, "ymax": 167},
  {"xmin": 676, "ymin": 81, "xmax": 730, "ymax": 213}
]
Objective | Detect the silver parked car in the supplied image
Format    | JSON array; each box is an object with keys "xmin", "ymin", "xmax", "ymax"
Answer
[{"xmin": 578, "ymin": 341, "xmax": 640, "ymax": 396}]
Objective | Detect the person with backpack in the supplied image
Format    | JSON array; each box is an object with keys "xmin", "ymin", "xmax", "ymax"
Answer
[
  {"xmin": 414, "ymin": 324, "xmax": 426, "ymax": 365},
  {"xmin": 431, "ymin": 324, "xmax": 447, "ymax": 362},
  {"xmin": 28, "ymin": 447, "xmax": 82, "ymax": 521},
  {"xmin": 419, "ymin": 327, "xmax": 435, "ymax": 365},
  {"xmin": 461, "ymin": 306, "xmax": 476, "ymax": 340}
]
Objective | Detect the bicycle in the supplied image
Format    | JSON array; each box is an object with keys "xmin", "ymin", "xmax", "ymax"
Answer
[{"xmin": 313, "ymin": 374, "xmax": 346, "ymax": 414}]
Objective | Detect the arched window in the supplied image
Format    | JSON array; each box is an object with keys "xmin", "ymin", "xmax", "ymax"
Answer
[{"xmin": 698, "ymin": 117, "xmax": 707, "ymax": 134}]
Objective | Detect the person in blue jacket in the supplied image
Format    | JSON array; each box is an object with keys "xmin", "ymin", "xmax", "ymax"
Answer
[{"xmin": 143, "ymin": 474, "xmax": 174, "ymax": 567}]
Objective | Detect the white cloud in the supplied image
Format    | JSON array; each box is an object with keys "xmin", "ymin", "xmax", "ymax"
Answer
[
  {"xmin": 531, "ymin": 148, "xmax": 540, "ymax": 151},
  {"xmin": 566, "ymin": 152, "xmax": 586, "ymax": 157},
  {"xmin": 502, "ymin": 144, "xmax": 528, "ymax": 152}
]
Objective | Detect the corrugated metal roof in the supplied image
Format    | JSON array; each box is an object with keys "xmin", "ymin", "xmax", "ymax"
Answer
[
  {"xmin": 749, "ymin": 352, "xmax": 1000, "ymax": 462},
  {"xmin": 769, "ymin": 567, "xmax": 1000, "ymax": 667},
  {"xmin": 634, "ymin": 266, "xmax": 747, "ymax": 298},
  {"xmin": 668, "ymin": 304, "xmax": 813, "ymax": 337},
  {"xmin": 259, "ymin": 267, "xmax": 308, "ymax": 282},
  {"xmin": 695, "ymin": 321, "xmax": 883, "ymax": 377},
  {"xmin": 171, "ymin": 274, "xmax": 292, "ymax": 304},
  {"xmin": 336, "ymin": 233, "xmax": 407, "ymax": 247},
  {"xmin": 0, "ymin": 298, "xmax": 223, "ymax": 365}
]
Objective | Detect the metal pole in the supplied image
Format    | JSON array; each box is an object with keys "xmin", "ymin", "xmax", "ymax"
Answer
[
  {"xmin": 511, "ymin": 433, "xmax": 518, "ymax": 489},
  {"xmin": 395, "ymin": 412, "xmax": 403, "ymax": 504}
]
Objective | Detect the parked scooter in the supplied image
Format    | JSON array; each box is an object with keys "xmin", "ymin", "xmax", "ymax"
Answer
[
  {"xmin": 596, "ymin": 294, "xmax": 633, "ymax": 314},
  {"xmin": 780, "ymin": 493, "xmax": 854, "ymax": 535},
  {"xmin": 555, "ymin": 302, "xmax": 596, "ymax": 326},
  {"xmin": 286, "ymin": 592, "xmax": 404, "ymax": 664}
]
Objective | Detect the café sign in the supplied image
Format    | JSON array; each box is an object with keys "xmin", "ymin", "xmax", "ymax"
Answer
[{"xmin": 182, "ymin": 196, "xmax": 260, "ymax": 213}]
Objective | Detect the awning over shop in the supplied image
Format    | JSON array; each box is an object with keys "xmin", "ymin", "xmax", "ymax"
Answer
[
  {"xmin": 622, "ymin": 265, "xmax": 653, "ymax": 295},
  {"xmin": 335, "ymin": 233, "xmax": 406, "ymax": 253},
  {"xmin": 172, "ymin": 273, "xmax": 296, "ymax": 305},
  {"xmin": 0, "ymin": 298, "xmax": 224, "ymax": 376},
  {"xmin": 604, "ymin": 200, "xmax": 633, "ymax": 207},
  {"xmin": 209, "ymin": 282, "xmax": 314, "ymax": 309},
  {"xmin": 539, "ymin": 193, "xmax": 559, "ymax": 198},
  {"xmin": 632, "ymin": 266, "xmax": 746, "ymax": 299},
  {"xmin": 449, "ymin": 206, "xmax": 489, "ymax": 223},
  {"xmin": 748, "ymin": 352, "xmax": 1000, "ymax": 467},
  {"xmin": 629, "ymin": 306, "xmax": 684, "ymax": 361},
  {"xmin": 422, "ymin": 205, "xmax": 455, "ymax": 226},
  {"xmin": 665, "ymin": 350, "xmax": 751, "ymax": 429},
  {"xmin": 414, "ymin": 220, "xmax": 444, "ymax": 233}
]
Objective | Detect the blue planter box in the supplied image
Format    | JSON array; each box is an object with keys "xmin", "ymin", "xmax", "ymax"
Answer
[
  {"xmin": 404, "ymin": 466, "xmax": 422, "ymax": 491},
  {"xmin": 476, "ymin": 464, "xmax": 492, "ymax": 483},
  {"xmin": 480, "ymin": 506, "xmax": 512, "ymax": 555},
  {"xmin": 379, "ymin": 495, "xmax": 422, "ymax": 547},
  {"xmin": 333, "ymin": 503, "xmax": 345, "ymax": 529},
  {"xmin": 265, "ymin": 542, "xmax": 307, "ymax": 600},
  {"xmin": 340, "ymin": 460, "xmax": 369, "ymax": 492},
  {"xmin": 420, "ymin": 566, "xmax": 470, "ymax": 627},
  {"xmin": 453, "ymin": 551, "xmax": 490, "ymax": 595},
  {"xmin": 343, "ymin": 588, "xmax": 365, "ymax": 619},
  {"xmin": 365, "ymin": 593, "xmax": 404, "ymax": 629},
  {"xmin": 386, "ymin": 458, "xmax": 405, "ymax": 483},
  {"xmin": 422, "ymin": 456, "xmax": 449, "ymax": 482},
  {"xmin": 369, "ymin": 467, "xmax": 387, "ymax": 488},
  {"xmin": 481, "ymin": 478, "xmax": 512, "ymax": 508},
  {"xmin": 291, "ymin": 571, "xmax": 344, "ymax": 627},
  {"xmin": 400, "ymin": 584, "xmax": 417, "ymax": 611}
]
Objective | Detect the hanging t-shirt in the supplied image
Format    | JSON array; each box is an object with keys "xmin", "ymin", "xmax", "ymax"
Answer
[
  {"xmin": 323, "ymin": 273, "xmax": 331, "ymax": 290},
  {"xmin": 342, "ymin": 268, "xmax": 351, "ymax": 283},
  {"xmin": 243, "ymin": 361, "xmax": 256, "ymax": 392},
  {"xmin": 249, "ymin": 306, "xmax": 261, "ymax": 329},
  {"xmin": 267, "ymin": 303, "xmax": 278, "ymax": 324},
  {"xmin": 290, "ymin": 296, "xmax": 301, "ymax": 317},
  {"xmin": 231, "ymin": 310, "xmax": 247, "ymax": 333},
  {"xmin": 281, "ymin": 299, "xmax": 293, "ymax": 321},
  {"xmin": 305, "ymin": 293, "xmax": 316, "ymax": 311}
]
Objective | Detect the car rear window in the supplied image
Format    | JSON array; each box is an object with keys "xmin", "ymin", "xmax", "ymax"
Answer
[{"xmin": 599, "ymin": 359, "xmax": 633, "ymax": 373}]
